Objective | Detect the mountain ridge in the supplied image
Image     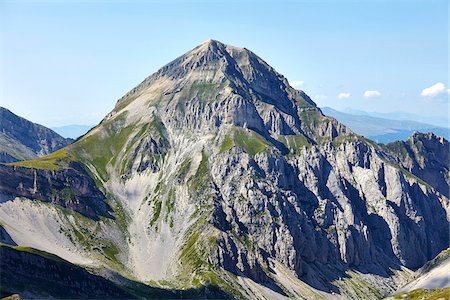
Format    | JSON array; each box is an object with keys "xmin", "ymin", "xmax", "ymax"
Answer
[
  {"xmin": 0, "ymin": 107, "xmax": 72, "ymax": 163},
  {"xmin": 342, "ymin": 108, "xmax": 449, "ymax": 129},
  {"xmin": 321, "ymin": 107, "xmax": 449, "ymax": 143}
]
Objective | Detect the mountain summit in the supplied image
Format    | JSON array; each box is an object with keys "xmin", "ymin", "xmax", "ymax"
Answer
[
  {"xmin": 1, "ymin": 40, "xmax": 449, "ymax": 299},
  {"xmin": 106, "ymin": 38, "xmax": 324, "ymax": 143}
]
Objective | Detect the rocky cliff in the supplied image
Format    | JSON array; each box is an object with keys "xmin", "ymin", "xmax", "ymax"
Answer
[
  {"xmin": 0, "ymin": 40, "xmax": 448, "ymax": 299},
  {"xmin": 0, "ymin": 160, "xmax": 110, "ymax": 220},
  {"xmin": 386, "ymin": 132, "xmax": 449, "ymax": 198}
]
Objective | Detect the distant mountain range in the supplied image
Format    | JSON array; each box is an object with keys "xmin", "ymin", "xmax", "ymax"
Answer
[
  {"xmin": 0, "ymin": 107, "xmax": 72, "ymax": 163},
  {"xmin": 322, "ymin": 107, "xmax": 450, "ymax": 143},
  {"xmin": 51, "ymin": 125, "xmax": 94, "ymax": 139},
  {"xmin": 342, "ymin": 108, "xmax": 449, "ymax": 128}
]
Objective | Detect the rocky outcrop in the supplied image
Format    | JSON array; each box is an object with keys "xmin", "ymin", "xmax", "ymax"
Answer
[
  {"xmin": 386, "ymin": 132, "xmax": 449, "ymax": 197},
  {"xmin": 0, "ymin": 162, "xmax": 110, "ymax": 220},
  {"xmin": 209, "ymin": 140, "xmax": 449, "ymax": 280}
]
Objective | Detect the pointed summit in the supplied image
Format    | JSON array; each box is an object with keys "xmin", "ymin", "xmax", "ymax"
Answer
[
  {"xmin": 112, "ymin": 39, "xmax": 319, "ymax": 128},
  {"xmin": 199, "ymin": 38, "xmax": 225, "ymax": 48}
]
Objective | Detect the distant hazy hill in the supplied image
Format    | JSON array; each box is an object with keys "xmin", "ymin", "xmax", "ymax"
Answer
[
  {"xmin": 322, "ymin": 107, "xmax": 449, "ymax": 143},
  {"xmin": 0, "ymin": 107, "xmax": 72, "ymax": 163},
  {"xmin": 51, "ymin": 125, "xmax": 94, "ymax": 139},
  {"xmin": 342, "ymin": 108, "xmax": 448, "ymax": 129}
]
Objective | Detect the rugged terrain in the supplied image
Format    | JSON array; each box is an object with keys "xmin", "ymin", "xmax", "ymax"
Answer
[
  {"xmin": 0, "ymin": 40, "xmax": 449, "ymax": 299},
  {"xmin": 0, "ymin": 107, "xmax": 72, "ymax": 163}
]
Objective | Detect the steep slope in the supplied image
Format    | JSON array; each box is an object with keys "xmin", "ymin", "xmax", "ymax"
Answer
[
  {"xmin": 385, "ymin": 249, "xmax": 450, "ymax": 299},
  {"xmin": 0, "ymin": 40, "xmax": 449, "ymax": 299},
  {"xmin": 0, "ymin": 243, "xmax": 232, "ymax": 299},
  {"xmin": 321, "ymin": 107, "xmax": 449, "ymax": 143},
  {"xmin": 0, "ymin": 107, "xmax": 72, "ymax": 162},
  {"xmin": 0, "ymin": 243, "xmax": 133, "ymax": 299},
  {"xmin": 399, "ymin": 248, "xmax": 450, "ymax": 292}
]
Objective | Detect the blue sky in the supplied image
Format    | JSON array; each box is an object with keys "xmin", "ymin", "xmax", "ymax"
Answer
[{"xmin": 0, "ymin": 0, "xmax": 448, "ymax": 127}]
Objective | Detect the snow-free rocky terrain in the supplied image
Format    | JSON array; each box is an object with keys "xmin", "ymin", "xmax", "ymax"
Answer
[
  {"xmin": 0, "ymin": 39, "xmax": 449, "ymax": 299},
  {"xmin": 0, "ymin": 107, "xmax": 72, "ymax": 163}
]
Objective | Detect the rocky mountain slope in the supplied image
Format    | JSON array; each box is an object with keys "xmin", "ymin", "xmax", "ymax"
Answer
[
  {"xmin": 0, "ymin": 107, "xmax": 72, "ymax": 163},
  {"xmin": 0, "ymin": 241, "xmax": 231, "ymax": 299},
  {"xmin": 0, "ymin": 40, "xmax": 449, "ymax": 299},
  {"xmin": 399, "ymin": 248, "xmax": 450, "ymax": 293},
  {"xmin": 321, "ymin": 107, "xmax": 449, "ymax": 143},
  {"xmin": 385, "ymin": 248, "xmax": 450, "ymax": 299},
  {"xmin": 386, "ymin": 132, "xmax": 449, "ymax": 198},
  {"xmin": 0, "ymin": 243, "xmax": 133, "ymax": 299}
]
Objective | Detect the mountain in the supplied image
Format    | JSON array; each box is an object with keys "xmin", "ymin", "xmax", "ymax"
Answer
[
  {"xmin": 0, "ymin": 39, "xmax": 449, "ymax": 299},
  {"xmin": 321, "ymin": 107, "xmax": 450, "ymax": 143},
  {"xmin": 0, "ymin": 107, "xmax": 72, "ymax": 163},
  {"xmin": 51, "ymin": 124, "xmax": 94, "ymax": 139},
  {"xmin": 342, "ymin": 108, "xmax": 449, "ymax": 129}
]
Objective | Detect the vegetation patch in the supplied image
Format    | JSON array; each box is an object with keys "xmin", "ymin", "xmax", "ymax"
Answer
[
  {"xmin": 278, "ymin": 134, "xmax": 311, "ymax": 154},
  {"xmin": 113, "ymin": 95, "xmax": 138, "ymax": 113},
  {"xmin": 70, "ymin": 113, "xmax": 133, "ymax": 181},
  {"xmin": 219, "ymin": 127, "xmax": 269, "ymax": 155},
  {"xmin": 8, "ymin": 149, "xmax": 72, "ymax": 170},
  {"xmin": 101, "ymin": 242, "xmax": 119, "ymax": 262},
  {"xmin": 219, "ymin": 135, "xmax": 235, "ymax": 153},
  {"xmin": 387, "ymin": 287, "xmax": 450, "ymax": 300},
  {"xmin": 149, "ymin": 198, "xmax": 162, "ymax": 227},
  {"xmin": 189, "ymin": 82, "xmax": 218, "ymax": 99},
  {"xmin": 234, "ymin": 128, "xmax": 267, "ymax": 155},
  {"xmin": 0, "ymin": 243, "xmax": 64, "ymax": 263},
  {"xmin": 165, "ymin": 188, "xmax": 175, "ymax": 221},
  {"xmin": 191, "ymin": 150, "xmax": 209, "ymax": 191},
  {"xmin": 176, "ymin": 159, "xmax": 192, "ymax": 181}
]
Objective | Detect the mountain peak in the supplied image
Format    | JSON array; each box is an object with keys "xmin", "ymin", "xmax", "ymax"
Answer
[
  {"xmin": 200, "ymin": 38, "xmax": 224, "ymax": 47},
  {"xmin": 109, "ymin": 40, "xmax": 324, "ymax": 142}
]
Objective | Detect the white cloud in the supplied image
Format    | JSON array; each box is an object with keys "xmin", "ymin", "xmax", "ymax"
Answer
[
  {"xmin": 337, "ymin": 92, "xmax": 351, "ymax": 99},
  {"xmin": 363, "ymin": 90, "xmax": 381, "ymax": 98},
  {"xmin": 290, "ymin": 80, "xmax": 304, "ymax": 88},
  {"xmin": 421, "ymin": 82, "xmax": 446, "ymax": 97}
]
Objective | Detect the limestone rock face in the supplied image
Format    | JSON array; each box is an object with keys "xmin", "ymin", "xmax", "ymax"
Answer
[
  {"xmin": 0, "ymin": 162, "xmax": 110, "ymax": 220},
  {"xmin": 0, "ymin": 40, "xmax": 448, "ymax": 299},
  {"xmin": 386, "ymin": 132, "xmax": 449, "ymax": 197}
]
